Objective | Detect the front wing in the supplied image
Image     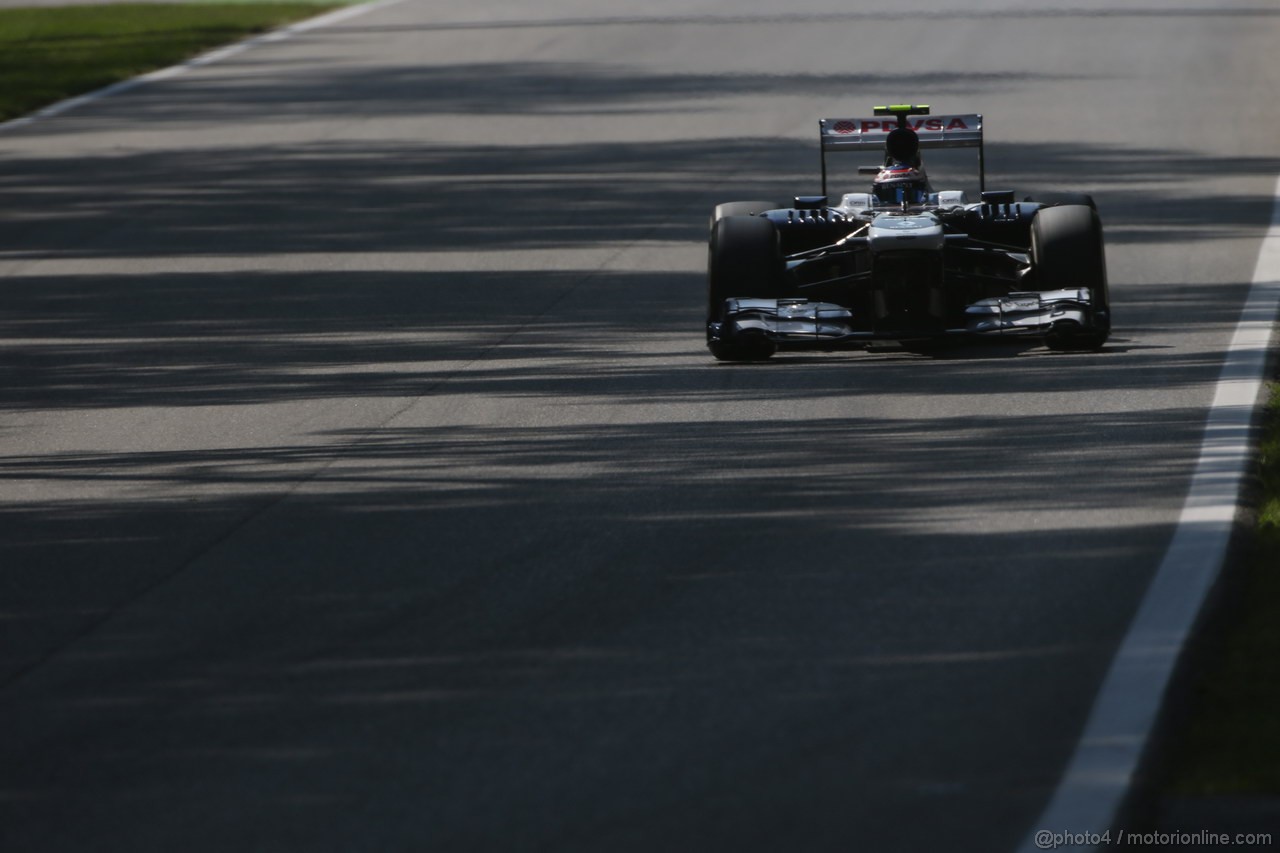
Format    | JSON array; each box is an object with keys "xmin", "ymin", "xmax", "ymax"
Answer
[{"xmin": 708, "ymin": 289, "xmax": 1100, "ymax": 350}]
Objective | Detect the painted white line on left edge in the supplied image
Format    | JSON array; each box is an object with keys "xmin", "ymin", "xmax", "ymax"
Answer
[
  {"xmin": 1014, "ymin": 174, "xmax": 1280, "ymax": 852},
  {"xmin": 0, "ymin": 0, "xmax": 406, "ymax": 134}
]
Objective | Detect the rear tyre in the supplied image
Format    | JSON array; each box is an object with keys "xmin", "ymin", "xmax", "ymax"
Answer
[
  {"xmin": 1024, "ymin": 191, "xmax": 1097, "ymax": 210},
  {"xmin": 707, "ymin": 215, "xmax": 785, "ymax": 361},
  {"xmin": 1031, "ymin": 204, "xmax": 1110, "ymax": 351},
  {"xmin": 709, "ymin": 200, "xmax": 781, "ymax": 232}
]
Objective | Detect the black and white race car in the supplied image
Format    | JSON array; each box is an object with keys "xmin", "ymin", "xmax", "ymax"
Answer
[{"xmin": 706, "ymin": 105, "xmax": 1110, "ymax": 360}]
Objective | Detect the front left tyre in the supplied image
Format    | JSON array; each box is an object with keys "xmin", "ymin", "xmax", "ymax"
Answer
[{"xmin": 1031, "ymin": 204, "xmax": 1110, "ymax": 351}]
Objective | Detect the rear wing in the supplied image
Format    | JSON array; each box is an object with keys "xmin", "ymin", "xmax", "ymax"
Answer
[{"xmin": 818, "ymin": 112, "xmax": 985, "ymax": 195}]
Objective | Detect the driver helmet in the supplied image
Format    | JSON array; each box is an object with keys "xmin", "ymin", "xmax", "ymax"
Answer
[{"xmin": 872, "ymin": 162, "xmax": 929, "ymax": 205}]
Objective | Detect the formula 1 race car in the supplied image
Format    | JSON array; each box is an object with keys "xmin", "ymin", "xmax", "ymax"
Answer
[{"xmin": 706, "ymin": 105, "xmax": 1110, "ymax": 360}]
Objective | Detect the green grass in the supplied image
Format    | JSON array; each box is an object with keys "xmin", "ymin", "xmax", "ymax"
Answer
[
  {"xmin": 0, "ymin": 2, "xmax": 345, "ymax": 122},
  {"xmin": 1166, "ymin": 381, "xmax": 1280, "ymax": 794},
  {"xmin": 1260, "ymin": 383, "xmax": 1280, "ymax": 534}
]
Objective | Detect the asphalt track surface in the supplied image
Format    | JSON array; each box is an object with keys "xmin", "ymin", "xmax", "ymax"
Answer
[{"xmin": 2, "ymin": 1, "xmax": 1279, "ymax": 851}]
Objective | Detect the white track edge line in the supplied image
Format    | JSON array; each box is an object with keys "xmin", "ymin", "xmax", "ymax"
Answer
[
  {"xmin": 1015, "ymin": 175, "xmax": 1280, "ymax": 852},
  {"xmin": 0, "ymin": 0, "xmax": 405, "ymax": 134}
]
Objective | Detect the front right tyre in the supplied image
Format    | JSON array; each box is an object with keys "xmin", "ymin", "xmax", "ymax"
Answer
[{"xmin": 707, "ymin": 215, "xmax": 785, "ymax": 361}]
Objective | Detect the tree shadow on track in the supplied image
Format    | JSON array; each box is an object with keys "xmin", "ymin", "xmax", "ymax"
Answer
[
  {"xmin": 0, "ymin": 264, "xmax": 1250, "ymax": 412},
  {"xmin": 2, "ymin": 50, "xmax": 1278, "ymax": 853},
  {"xmin": 0, "ymin": 393, "xmax": 1203, "ymax": 851}
]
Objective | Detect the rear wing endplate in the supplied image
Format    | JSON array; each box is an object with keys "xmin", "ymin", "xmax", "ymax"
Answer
[{"xmin": 818, "ymin": 113, "xmax": 984, "ymax": 195}]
